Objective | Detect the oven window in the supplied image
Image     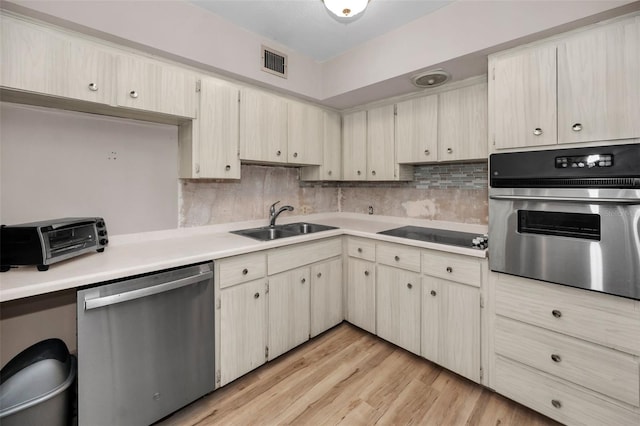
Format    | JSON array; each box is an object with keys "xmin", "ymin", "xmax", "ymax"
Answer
[{"xmin": 517, "ymin": 210, "xmax": 601, "ymax": 240}]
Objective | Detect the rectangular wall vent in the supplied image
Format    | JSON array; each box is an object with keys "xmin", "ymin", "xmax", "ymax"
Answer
[{"xmin": 261, "ymin": 45, "xmax": 287, "ymax": 79}]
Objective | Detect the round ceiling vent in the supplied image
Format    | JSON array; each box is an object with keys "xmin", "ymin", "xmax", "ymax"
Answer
[{"xmin": 411, "ymin": 70, "xmax": 451, "ymax": 88}]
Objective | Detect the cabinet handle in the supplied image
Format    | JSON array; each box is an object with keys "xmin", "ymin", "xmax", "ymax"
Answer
[
  {"xmin": 430, "ymin": 290, "xmax": 437, "ymax": 296},
  {"xmin": 446, "ymin": 266, "xmax": 453, "ymax": 273},
  {"xmin": 552, "ymin": 309, "xmax": 562, "ymax": 318},
  {"xmin": 357, "ymin": 170, "xmax": 361, "ymax": 175},
  {"xmin": 129, "ymin": 90, "xmax": 138, "ymax": 99},
  {"xmin": 551, "ymin": 354, "xmax": 562, "ymax": 363},
  {"xmin": 242, "ymin": 268, "xmax": 248, "ymax": 275},
  {"xmin": 293, "ymin": 152, "xmax": 298, "ymax": 158},
  {"xmin": 276, "ymin": 150, "xmax": 281, "ymax": 156},
  {"xmin": 195, "ymin": 164, "xmax": 200, "ymax": 174},
  {"xmin": 317, "ymin": 272, "xmax": 322, "ymax": 278},
  {"xmin": 364, "ymin": 270, "xmax": 370, "ymax": 276},
  {"xmin": 533, "ymin": 128, "xmax": 543, "ymax": 136},
  {"xmin": 371, "ymin": 170, "xmax": 376, "ymax": 176},
  {"xmin": 357, "ymin": 248, "xmax": 363, "ymax": 253},
  {"xmin": 551, "ymin": 400, "xmax": 562, "ymax": 409},
  {"xmin": 394, "ymin": 255, "xmax": 400, "ymax": 261},
  {"xmin": 88, "ymin": 83, "xmax": 98, "ymax": 92},
  {"xmin": 447, "ymin": 148, "xmax": 453, "ymax": 154},
  {"xmin": 254, "ymin": 292, "xmax": 260, "ymax": 299},
  {"xmin": 572, "ymin": 123, "xmax": 583, "ymax": 132},
  {"xmin": 407, "ymin": 283, "xmax": 413, "ymax": 289},
  {"xmin": 225, "ymin": 165, "xmax": 231, "ymax": 171},
  {"xmin": 301, "ymin": 278, "xmax": 306, "ymax": 284},
  {"xmin": 328, "ymin": 170, "xmax": 332, "ymax": 176},
  {"xmin": 424, "ymin": 149, "xmax": 430, "ymax": 156}
]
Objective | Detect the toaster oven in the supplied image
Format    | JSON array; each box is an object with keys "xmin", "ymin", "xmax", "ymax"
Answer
[{"xmin": 0, "ymin": 217, "xmax": 108, "ymax": 271}]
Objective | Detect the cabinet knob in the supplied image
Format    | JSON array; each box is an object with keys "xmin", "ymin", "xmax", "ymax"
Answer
[
  {"xmin": 242, "ymin": 268, "xmax": 248, "ymax": 275},
  {"xmin": 371, "ymin": 170, "xmax": 376, "ymax": 176},
  {"xmin": 551, "ymin": 400, "xmax": 562, "ymax": 409},
  {"xmin": 533, "ymin": 128, "xmax": 543, "ymax": 136},
  {"xmin": 572, "ymin": 123, "xmax": 583, "ymax": 132},
  {"xmin": 254, "ymin": 292, "xmax": 260, "ymax": 299},
  {"xmin": 129, "ymin": 90, "xmax": 138, "ymax": 99},
  {"xmin": 276, "ymin": 150, "xmax": 282, "ymax": 156},
  {"xmin": 430, "ymin": 290, "xmax": 437, "ymax": 296},
  {"xmin": 357, "ymin": 170, "xmax": 361, "ymax": 175},
  {"xmin": 446, "ymin": 266, "xmax": 453, "ymax": 273},
  {"xmin": 394, "ymin": 255, "xmax": 400, "ymax": 261},
  {"xmin": 293, "ymin": 152, "xmax": 298, "ymax": 158},
  {"xmin": 88, "ymin": 83, "xmax": 98, "ymax": 92},
  {"xmin": 447, "ymin": 148, "xmax": 453, "ymax": 154},
  {"xmin": 424, "ymin": 149, "xmax": 430, "ymax": 156},
  {"xmin": 551, "ymin": 354, "xmax": 562, "ymax": 363},
  {"xmin": 364, "ymin": 270, "xmax": 370, "ymax": 276},
  {"xmin": 357, "ymin": 248, "xmax": 363, "ymax": 253},
  {"xmin": 301, "ymin": 278, "xmax": 306, "ymax": 284},
  {"xmin": 407, "ymin": 283, "xmax": 413, "ymax": 289},
  {"xmin": 328, "ymin": 170, "xmax": 332, "ymax": 176},
  {"xmin": 552, "ymin": 309, "xmax": 562, "ymax": 318},
  {"xmin": 317, "ymin": 272, "xmax": 322, "ymax": 278},
  {"xmin": 195, "ymin": 164, "xmax": 200, "ymax": 174},
  {"xmin": 225, "ymin": 165, "xmax": 231, "ymax": 171}
]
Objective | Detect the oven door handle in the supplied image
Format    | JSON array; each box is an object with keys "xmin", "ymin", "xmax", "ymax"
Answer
[{"xmin": 489, "ymin": 195, "xmax": 640, "ymax": 204}]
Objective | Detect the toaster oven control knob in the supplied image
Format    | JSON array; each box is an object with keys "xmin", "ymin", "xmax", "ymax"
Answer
[
  {"xmin": 100, "ymin": 238, "xmax": 109, "ymax": 245},
  {"xmin": 97, "ymin": 220, "xmax": 105, "ymax": 228},
  {"xmin": 98, "ymin": 230, "xmax": 107, "ymax": 236}
]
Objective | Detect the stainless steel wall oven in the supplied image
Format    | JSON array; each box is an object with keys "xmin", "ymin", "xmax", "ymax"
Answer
[{"xmin": 489, "ymin": 144, "xmax": 640, "ymax": 300}]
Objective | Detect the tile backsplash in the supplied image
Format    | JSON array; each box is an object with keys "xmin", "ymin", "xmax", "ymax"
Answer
[{"xmin": 180, "ymin": 162, "xmax": 488, "ymax": 227}]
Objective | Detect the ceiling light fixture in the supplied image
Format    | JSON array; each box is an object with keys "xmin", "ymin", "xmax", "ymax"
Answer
[{"xmin": 323, "ymin": 0, "xmax": 370, "ymax": 19}]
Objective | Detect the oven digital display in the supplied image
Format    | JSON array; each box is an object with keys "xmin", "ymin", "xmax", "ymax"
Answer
[{"xmin": 555, "ymin": 154, "xmax": 613, "ymax": 169}]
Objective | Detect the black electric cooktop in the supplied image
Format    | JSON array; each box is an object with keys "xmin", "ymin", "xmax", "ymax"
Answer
[{"xmin": 377, "ymin": 226, "xmax": 487, "ymax": 250}]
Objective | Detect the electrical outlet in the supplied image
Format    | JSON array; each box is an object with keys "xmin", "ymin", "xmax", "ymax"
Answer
[{"xmin": 299, "ymin": 205, "xmax": 312, "ymax": 214}]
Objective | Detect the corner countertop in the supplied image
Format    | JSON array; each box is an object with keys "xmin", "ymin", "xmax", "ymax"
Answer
[{"xmin": 0, "ymin": 213, "xmax": 488, "ymax": 303}]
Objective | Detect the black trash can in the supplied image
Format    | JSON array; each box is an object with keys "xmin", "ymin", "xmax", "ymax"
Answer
[{"xmin": 0, "ymin": 338, "xmax": 76, "ymax": 426}]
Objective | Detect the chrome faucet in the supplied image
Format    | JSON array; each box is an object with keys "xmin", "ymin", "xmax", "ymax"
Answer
[{"xmin": 269, "ymin": 201, "xmax": 294, "ymax": 227}]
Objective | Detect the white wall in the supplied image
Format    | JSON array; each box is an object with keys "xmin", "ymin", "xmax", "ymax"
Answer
[{"xmin": 0, "ymin": 103, "xmax": 178, "ymax": 235}]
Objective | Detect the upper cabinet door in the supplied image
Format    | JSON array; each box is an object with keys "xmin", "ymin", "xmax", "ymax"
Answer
[
  {"xmin": 342, "ymin": 111, "xmax": 367, "ymax": 180},
  {"xmin": 367, "ymin": 104, "xmax": 396, "ymax": 180},
  {"xmin": 558, "ymin": 16, "xmax": 640, "ymax": 144},
  {"xmin": 321, "ymin": 110, "xmax": 342, "ymax": 180},
  {"xmin": 65, "ymin": 41, "xmax": 113, "ymax": 105},
  {"xmin": 288, "ymin": 101, "xmax": 322, "ymax": 165},
  {"xmin": 116, "ymin": 55, "xmax": 196, "ymax": 118},
  {"xmin": 491, "ymin": 46, "xmax": 557, "ymax": 150},
  {"xmin": 438, "ymin": 82, "xmax": 488, "ymax": 161},
  {"xmin": 240, "ymin": 88, "xmax": 288, "ymax": 163},
  {"xmin": 396, "ymin": 95, "xmax": 438, "ymax": 163}
]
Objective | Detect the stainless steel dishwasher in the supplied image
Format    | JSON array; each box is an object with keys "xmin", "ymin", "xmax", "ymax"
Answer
[{"xmin": 76, "ymin": 262, "xmax": 215, "ymax": 426}]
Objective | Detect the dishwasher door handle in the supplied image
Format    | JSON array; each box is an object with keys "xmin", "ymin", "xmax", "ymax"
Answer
[
  {"xmin": 84, "ymin": 270, "xmax": 213, "ymax": 310},
  {"xmin": 489, "ymin": 195, "xmax": 640, "ymax": 204}
]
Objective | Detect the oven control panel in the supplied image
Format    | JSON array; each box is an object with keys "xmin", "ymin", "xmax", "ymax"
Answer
[{"xmin": 555, "ymin": 154, "xmax": 613, "ymax": 169}]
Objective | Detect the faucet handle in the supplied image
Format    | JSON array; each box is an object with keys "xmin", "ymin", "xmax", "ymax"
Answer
[{"xmin": 269, "ymin": 201, "xmax": 280, "ymax": 215}]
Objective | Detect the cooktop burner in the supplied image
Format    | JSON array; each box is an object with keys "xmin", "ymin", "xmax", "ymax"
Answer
[{"xmin": 377, "ymin": 226, "xmax": 487, "ymax": 250}]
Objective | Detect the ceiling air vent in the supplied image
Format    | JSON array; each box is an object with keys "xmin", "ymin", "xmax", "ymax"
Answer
[
  {"xmin": 261, "ymin": 45, "xmax": 288, "ymax": 79},
  {"xmin": 411, "ymin": 69, "xmax": 450, "ymax": 88}
]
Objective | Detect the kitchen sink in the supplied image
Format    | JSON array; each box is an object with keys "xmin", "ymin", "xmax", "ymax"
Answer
[{"xmin": 231, "ymin": 222, "xmax": 338, "ymax": 241}]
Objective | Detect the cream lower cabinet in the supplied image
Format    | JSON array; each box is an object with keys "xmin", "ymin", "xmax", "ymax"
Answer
[
  {"xmin": 310, "ymin": 257, "xmax": 343, "ymax": 337},
  {"xmin": 268, "ymin": 267, "xmax": 311, "ymax": 360},
  {"xmin": 346, "ymin": 258, "xmax": 376, "ymax": 334},
  {"xmin": 492, "ymin": 273, "xmax": 640, "ymax": 425}
]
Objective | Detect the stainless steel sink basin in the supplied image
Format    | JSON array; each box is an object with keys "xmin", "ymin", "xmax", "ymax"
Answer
[{"xmin": 231, "ymin": 222, "xmax": 337, "ymax": 241}]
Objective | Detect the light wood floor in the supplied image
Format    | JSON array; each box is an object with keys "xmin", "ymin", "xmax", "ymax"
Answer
[{"xmin": 158, "ymin": 323, "xmax": 559, "ymax": 426}]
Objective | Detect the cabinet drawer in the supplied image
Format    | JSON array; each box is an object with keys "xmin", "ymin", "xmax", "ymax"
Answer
[
  {"xmin": 422, "ymin": 251, "xmax": 481, "ymax": 287},
  {"xmin": 495, "ymin": 273, "xmax": 640, "ymax": 355},
  {"xmin": 218, "ymin": 253, "xmax": 266, "ymax": 289},
  {"xmin": 346, "ymin": 237, "xmax": 376, "ymax": 261},
  {"xmin": 268, "ymin": 238, "xmax": 342, "ymax": 275},
  {"xmin": 376, "ymin": 243, "xmax": 421, "ymax": 272},
  {"xmin": 496, "ymin": 316, "xmax": 639, "ymax": 406},
  {"xmin": 495, "ymin": 356, "xmax": 639, "ymax": 426}
]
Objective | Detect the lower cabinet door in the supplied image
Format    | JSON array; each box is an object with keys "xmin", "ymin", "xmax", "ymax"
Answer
[
  {"xmin": 422, "ymin": 276, "xmax": 481, "ymax": 382},
  {"xmin": 268, "ymin": 267, "xmax": 311, "ymax": 360},
  {"xmin": 220, "ymin": 279, "xmax": 267, "ymax": 386},
  {"xmin": 310, "ymin": 257, "xmax": 343, "ymax": 337},
  {"xmin": 346, "ymin": 257, "xmax": 376, "ymax": 334},
  {"xmin": 376, "ymin": 265, "xmax": 421, "ymax": 354}
]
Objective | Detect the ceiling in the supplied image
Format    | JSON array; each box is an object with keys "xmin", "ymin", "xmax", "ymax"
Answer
[{"xmin": 190, "ymin": 0, "xmax": 454, "ymax": 62}]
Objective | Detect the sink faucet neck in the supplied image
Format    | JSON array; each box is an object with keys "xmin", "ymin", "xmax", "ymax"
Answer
[{"xmin": 269, "ymin": 201, "xmax": 294, "ymax": 227}]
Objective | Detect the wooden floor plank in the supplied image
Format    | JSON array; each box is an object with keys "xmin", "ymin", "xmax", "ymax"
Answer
[{"xmin": 157, "ymin": 323, "xmax": 559, "ymax": 426}]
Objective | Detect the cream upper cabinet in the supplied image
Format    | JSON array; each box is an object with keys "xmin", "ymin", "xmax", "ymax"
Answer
[
  {"xmin": 287, "ymin": 101, "xmax": 323, "ymax": 165},
  {"xmin": 367, "ymin": 104, "xmax": 397, "ymax": 180},
  {"xmin": 490, "ymin": 45, "xmax": 557, "ymax": 149},
  {"xmin": 342, "ymin": 111, "xmax": 368, "ymax": 180},
  {"xmin": 300, "ymin": 110, "xmax": 342, "ymax": 181},
  {"xmin": 239, "ymin": 88, "xmax": 288, "ymax": 163},
  {"xmin": 376, "ymin": 265, "xmax": 421, "ymax": 355},
  {"xmin": 557, "ymin": 16, "xmax": 640, "ymax": 144},
  {"xmin": 438, "ymin": 82, "xmax": 488, "ymax": 161},
  {"xmin": 396, "ymin": 95, "xmax": 438, "ymax": 163},
  {"xmin": 115, "ymin": 54, "xmax": 197, "ymax": 118},
  {"xmin": 179, "ymin": 78, "xmax": 240, "ymax": 179},
  {"xmin": 268, "ymin": 267, "xmax": 311, "ymax": 360},
  {"xmin": 310, "ymin": 257, "xmax": 343, "ymax": 337},
  {"xmin": 1, "ymin": 15, "xmax": 113, "ymax": 105}
]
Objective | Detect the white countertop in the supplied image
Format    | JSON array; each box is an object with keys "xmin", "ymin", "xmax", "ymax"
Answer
[{"xmin": 0, "ymin": 213, "xmax": 487, "ymax": 302}]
